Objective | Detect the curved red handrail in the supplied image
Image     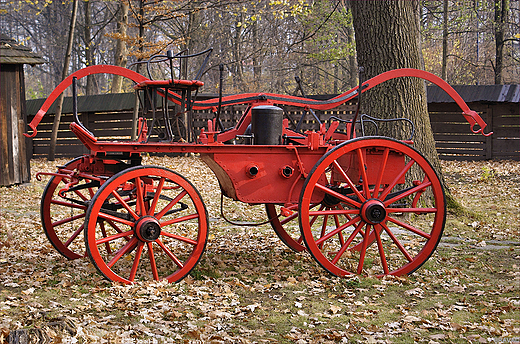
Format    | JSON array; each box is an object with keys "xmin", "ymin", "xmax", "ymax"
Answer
[
  {"xmin": 24, "ymin": 65, "xmax": 148, "ymax": 138},
  {"xmin": 360, "ymin": 68, "xmax": 492, "ymax": 136},
  {"xmin": 25, "ymin": 66, "xmax": 492, "ymax": 138}
]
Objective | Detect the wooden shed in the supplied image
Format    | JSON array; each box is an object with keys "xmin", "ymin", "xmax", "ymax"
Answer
[{"xmin": 0, "ymin": 35, "xmax": 45, "ymax": 186}]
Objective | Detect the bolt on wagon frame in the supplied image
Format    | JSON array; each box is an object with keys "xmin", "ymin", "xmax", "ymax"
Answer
[{"xmin": 26, "ymin": 49, "xmax": 492, "ymax": 284}]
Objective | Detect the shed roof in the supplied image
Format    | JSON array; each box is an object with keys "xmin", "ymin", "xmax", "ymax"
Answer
[
  {"xmin": 427, "ymin": 84, "xmax": 520, "ymax": 103},
  {"xmin": 0, "ymin": 34, "xmax": 46, "ymax": 65}
]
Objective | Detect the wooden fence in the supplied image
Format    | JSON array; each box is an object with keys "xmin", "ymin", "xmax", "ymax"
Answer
[{"xmin": 26, "ymin": 93, "xmax": 519, "ymax": 161}]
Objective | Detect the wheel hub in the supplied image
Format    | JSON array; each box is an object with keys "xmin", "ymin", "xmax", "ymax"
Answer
[
  {"xmin": 135, "ymin": 216, "xmax": 161, "ymax": 242},
  {"xmin": 360, "ymin": 199, "xmax": 387, "ymax": 224}
]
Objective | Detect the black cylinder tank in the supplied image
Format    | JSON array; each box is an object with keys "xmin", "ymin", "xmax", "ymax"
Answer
[{"xmin": 251, "ymin": 105, "xmax": 283, "ymax": 145}]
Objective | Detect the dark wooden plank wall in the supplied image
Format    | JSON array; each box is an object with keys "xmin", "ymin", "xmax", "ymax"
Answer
[
  {"xmin": 0, "ymin": 64, "xmax": 31, "ymax": 185},
  {"xmin": 26, "ymin": 99, "xmax": 519, "ymax": 161},
  {"xmin": 429, "ymin": 102, "xmax": 519, "ymax": 160}
]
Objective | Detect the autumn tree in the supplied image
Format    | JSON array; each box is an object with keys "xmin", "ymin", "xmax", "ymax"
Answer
[
  {"xmin": 350, "ymin": 0, "xmax": 446, "ymax": 189},
  {"xmin": 48, "ymin": 0, "xmax": 79, "ymax": 161},
  {"xmin": 110, "ymin": 1, "xmax": 129, "ymax": 93}
]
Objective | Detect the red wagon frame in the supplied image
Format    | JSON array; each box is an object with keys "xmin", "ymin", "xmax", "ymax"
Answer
[{"xmin": 27, "ymin": 56, "xmax": 491, "ymax": 284}]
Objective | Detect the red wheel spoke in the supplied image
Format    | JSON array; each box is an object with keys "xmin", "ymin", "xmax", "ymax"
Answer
[
  {"xmin": 387, "ymin": 207, "xmax": 437, "ymax": 214},
  {"xmin": 148, "ymin": 177, "xmax": 165, "ymax": 216},
  {"xmin": 318, "ymin": 213, "xmax": 329, "ymax": 249},
  {"xmin": 160, "ymin": 213, "xmax": 199, "ymax": 226},
  {"xmin": 315, "ymin": 216, "xmax": 361, "ymax": 246},
  {"xmin": 96, "ymin": 230, "xmax": 134, "ymax": 245},
  {"xmin": 107, "ymin": 237, "xmax": 138, "ymax": 268},
  {"xmin": 357, "ymin": 224, "xmax": 371, "ymax": 274},
  {"xmin": 99, "ymin": 221, "xmax": 112, "ymax": 254},
  {"xmin": 309, "ymin": 208, "xmax": 359, "ymax": 216},
  {"xmin": 372, "ymin": 148, "xmax": 390, "ymax": 198},
  {"xmin": 280, "ymin": 212, "xmax": 298, "ymax": 225},
  {"xmin": 374, "ymin": 225, "xmax": 389, "ymax": 274},
  {"xmin": 52, "ymin": 213, "xmax": 85, "ymax": 227},
  {"xmin": 160, "ymin": 231, "xmax": 198, "ymax": 245},
  {"xmin": 386, "ymin": 216, "xmax": 431, "ymax": 239},
  {"xmin": 147, "ymin": 242, "xmax": 159, "ymax": 280},
  {"xmin": 129, "ymin": 242, "xmax": 144, "ymax": 282},
  {"xmin": 383, "ymin": 181, "xmax": 432, "ymax": 206},
  {"xmin": 64, "ymin": 223, "xmax": 84, "ymax": 247},
  {"xmin": 106, "ymin": 219, "xmax": 125, "ymax": 234},
  {"xmin": 135, "ymin": 177, "xmax": 146, "ymax": 216},
  {"xmin": 332, "ymin": 160, "xmax": 366, "ymax": 202},
  {"xmin": 310, "ymin": 204, "xmax": 324, "ymax": 226},
  {"xmin": 50, "ymin": 199, "xmax": 86, "ymax": 210},
  {"xmin": 88, "ymin": 184, "xmax": 96, "ymax": 198},
  {"xmin": 380, "ymin": 159, "xmax": 415, "ymax": 200},
  {"xmin": 356, "ymin": 148, "xmax": 370, "ymax": 199},
  {"xmin": 155, "ymin": 190, "xmax": 188, "ymax": 220},
  {"xmin": 381, "ymin": 222, "xmax": 413, "ymax": 262},
  {"xmin": 315, "ymin": 183, "xmax": 362, "ymax": 208},
  {"xmin": 333, "ymin": 214, "xmax": 345, "ymax": 246},
  {"xmin": 156, "ymin": 239, "xmax": 184, "ymax": 269},
  {"xmin": 97, "ymin": 211, "xmax": 135, "ymax": 227},
  {"xmin": 111, "ymin": 190, "xmax": 139, "ymax": 220},
  {"xmin": 73, "ymin": 188, "xmax": 89, "ymax": 202},
  {"xmin": 336, "ymin": 204, "xmax": 354, "ymax": 221},
  {"xmin": 331, "ymin": 221, "xmax": 365, "ymax": 264}
]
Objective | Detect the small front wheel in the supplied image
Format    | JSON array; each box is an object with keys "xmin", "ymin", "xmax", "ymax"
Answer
[
  {"xmin": 299, "ymin": 137, "xmax": 446, "ymax": 277},
  {"xmin": 84, "ymin": 165, "xmax": 208, "ymax": 284}
]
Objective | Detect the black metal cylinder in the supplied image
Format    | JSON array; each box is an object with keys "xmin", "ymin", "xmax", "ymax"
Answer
[{"xmin": 251, "ymin": 105, "xmax": 283, "ymax": 145}]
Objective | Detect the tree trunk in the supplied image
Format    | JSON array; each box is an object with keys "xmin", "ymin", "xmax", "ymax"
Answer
[
  {"xmin": 494, "ymin": 0, "xmax": 509, "ymax": 84},
  {"xmin": 346, "ymin": 23, "xmax": 357, "ymax": 89},
  {"xmin": 48, "ymin": 0, "xmax": 79, "ymax": 161},
  {"xmin": 252, "ymin": 20, "xmax": 261, "ymax": 90},
  {"xmin": 233, "ymin": 14, "xmax": 244, "ymax": 92},
  {"xmin": 111, "ymin": 1, "xmax": 129, "ymax": 93},
  {"xmin": 441, "ymin": 0, "xmax": 449, "ymax": 81},
  {"xmin": 131, "ymin": 0, "xmax": 146, "ymax": 141},
  {"xmin": 350, "ymin": 0, "xmax": 445, "ymax": 188},
  {"xmin": 84, "ymin": 0, "xmax": 97, "ymax": 95}
]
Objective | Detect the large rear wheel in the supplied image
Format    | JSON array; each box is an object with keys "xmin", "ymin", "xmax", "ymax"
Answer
[{"xmin": 299, "ymin": 137, "xmax": 445, "ymax": 277}]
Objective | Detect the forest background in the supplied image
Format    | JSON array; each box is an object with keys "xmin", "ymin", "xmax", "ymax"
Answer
[{"xmin": 1, "ymin": 0, "xmax": 519, "ymax": 100}]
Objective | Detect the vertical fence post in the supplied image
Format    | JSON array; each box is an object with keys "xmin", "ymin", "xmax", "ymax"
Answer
[{"xmin": 485, "ymin": 105, "xmax": 493, "ymax": 160}]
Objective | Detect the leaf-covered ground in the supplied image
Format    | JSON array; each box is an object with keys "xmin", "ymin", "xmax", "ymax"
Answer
[{"xmin": 0, "ymin": 157, "xmax": 518, "ymax": 343}]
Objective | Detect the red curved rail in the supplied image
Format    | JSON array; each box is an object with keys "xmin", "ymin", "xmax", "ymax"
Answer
[
  {"xmin": 25, "ymin": 66, "xmax": 491, "ymax": 138},
  {"xmin": 361, "ymin": 69, "xmax": 492, "ymax": 136},
  {"xmin": 24, "ymin": 65, "xmax": 148, "ymax": 138}
]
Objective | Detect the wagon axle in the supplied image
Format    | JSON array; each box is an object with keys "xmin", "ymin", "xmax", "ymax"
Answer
[
  {"xmin": 135, "ymin": 216, "xmax": 162, "ymax": 242},
  {"xmin": 361, "ymin": 199, "xmax": 387, "ymax": 225}
]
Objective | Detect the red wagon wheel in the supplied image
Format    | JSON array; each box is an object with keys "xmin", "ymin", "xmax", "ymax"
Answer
[
  {"xmin": 265, "ymin": 203, "xmax": 305, "ymax": 252},
  {"xmin": 299, "ymin": 137, "xmax": 445, "ymax": 277},
  {"xmin": 84, "ymin": 165, "xmax": 208, "ymax": 284},
  {"xmin": 41, "ymin": 156, "xmax": 98, "ymax": 260}
]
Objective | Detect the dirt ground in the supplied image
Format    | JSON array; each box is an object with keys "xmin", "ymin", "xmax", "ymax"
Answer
[{"xmin": 0, "ymin": 157, "xmax": 518, "ymax": 343}]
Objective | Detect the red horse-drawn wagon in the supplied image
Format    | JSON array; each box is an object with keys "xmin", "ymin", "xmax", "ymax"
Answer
[{"xmin": 26, "ymin": 50, "xmax": 491, "ymax": 284}]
